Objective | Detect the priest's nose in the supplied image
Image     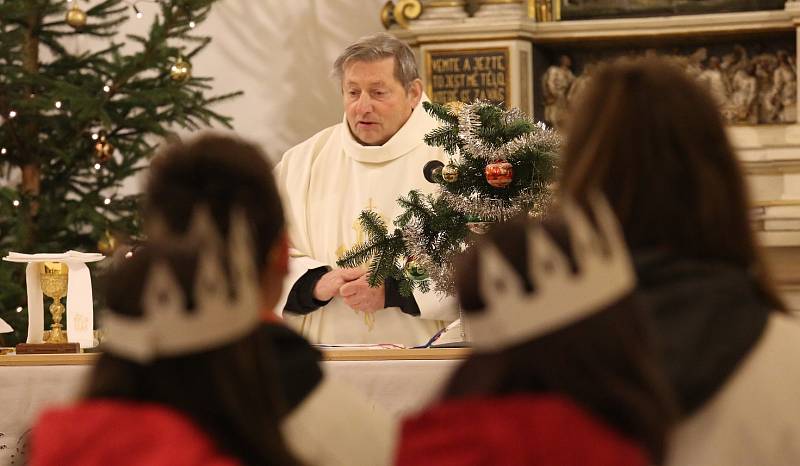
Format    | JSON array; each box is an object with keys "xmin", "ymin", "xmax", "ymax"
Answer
[{"xmin": 356, "ymin": 93, "xmax": 374, "ymax": 114}]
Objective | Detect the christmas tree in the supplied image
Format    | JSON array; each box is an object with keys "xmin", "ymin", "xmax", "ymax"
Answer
[
  {"xmin": 337, "ymin": 100, "xmax": 559, "ymax": 297},
  {"xmin": 0, "ymin": 0, "xmax": 240, "ymax": 345}
]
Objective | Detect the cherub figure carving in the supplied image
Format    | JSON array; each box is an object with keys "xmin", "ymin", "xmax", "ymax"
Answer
[{"xmin": 542, "ymin": 55, "xmax": 575, "ymax": 129}]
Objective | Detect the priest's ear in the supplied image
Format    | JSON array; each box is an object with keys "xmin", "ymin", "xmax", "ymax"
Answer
[
  {"xmin": 260, "ymin": 232, "xmax": 289, "ymax": 314},
  {"xmin": 407, "ymin": 78, "xmax": 423, "ymax": 107},
  {"xmin": 266, "ymin": 231, "xmax": 289, "ymax": 277}
]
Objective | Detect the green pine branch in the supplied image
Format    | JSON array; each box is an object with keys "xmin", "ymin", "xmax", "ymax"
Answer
[
  {"xmin": 423, "ymin": 100, "xmax": 458, "ymax": 125},
  {"xmin": 365, "ymin": 235, "xmax": 404, "ymax": 287},
  {"xmin": 336, "ymin": 212, "xmax": 405, "ymax": 287},
  {"xmin": 336, "ymin": 210, "xmax": 394, "ymax": 269},
  {"xmin": 423, "ymin": 125, "xmax": 461, "ymax": 156},
  {"xmin": 395, "ymin": 190, "xmax": 432, "ymax": 228},
  {"xmin": 504, "ymin": 119, "xmax": 534, "ymax": 141},
  {"xmin": 360, "ymin": 209, "xmax": 388, "ymax": 237}
]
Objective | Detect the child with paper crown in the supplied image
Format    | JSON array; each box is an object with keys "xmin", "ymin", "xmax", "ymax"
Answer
[
  {"xmin": 28, "ymin": 134, "xmax": 394, "ymax": 466},
  {"xmin": 396, "ymin": 198, "xmax": 679, "ymax": 466},
  {"xmin": 560, "ymin": 58, "xmax": 800, "ymax": 466}
]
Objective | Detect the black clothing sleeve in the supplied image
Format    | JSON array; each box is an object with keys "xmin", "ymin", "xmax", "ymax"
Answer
[
  {"xmin": 284, "ymin": 266, "xmax": 421, "ymax": 316},
  {"xmin": 384, "ymin": 276, "xmax": 421, "ymax": 316},
  {"xmin": 283, "ymin": 266, "xmax": 331, "ymax": 315},
  {"xmin": 260, "ymin": 323, "xmax": 323, "ymax": 413}
]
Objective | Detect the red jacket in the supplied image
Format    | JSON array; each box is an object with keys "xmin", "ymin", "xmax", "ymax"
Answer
[
  {"xmin": 396, "ymin": 394, "xmax": 650, "ymax": 466},
  {"xmin": 28, "ymin": 400, "xmax": 240, "ymax": 466}
]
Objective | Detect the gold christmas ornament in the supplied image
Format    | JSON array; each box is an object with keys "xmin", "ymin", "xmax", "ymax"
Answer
[
  {"xmin": 169, "ymin": 58, "xmax": 192, "ymax": 82},
  {"xmin": 444, "ymin": 101, "xmax": 466, "ymax": 115},
  {"xmin": 94, "ymin": 131, "xmax": 114, "ymax": 162},
  {"xmin": 403, "ymin": 259, "xmax": 429, "ymax": 281},
  {"xmin": 97, "ymin": 231, "xmax": 118, "ymax": 255},
  {"xmin": 441, "ymin": 163, "xmax": 459, "ymax": 183},
  {"xmin": 66, "ymin": 5, "xmax": 88, "ymax": 29}
]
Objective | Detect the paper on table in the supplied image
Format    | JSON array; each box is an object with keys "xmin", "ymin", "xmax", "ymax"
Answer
[{"xmin": 314, "ymin": 343, "xmax": 407, "ymax": 349}]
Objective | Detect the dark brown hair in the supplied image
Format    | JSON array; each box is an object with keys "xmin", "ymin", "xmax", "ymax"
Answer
[
  {"xmin": 559, "ymin": 58, "xmax": 784, "ymax": 311},
  {"xmin": 145, "ymin": 133, "xmax": 285, "ymax": 276},
  {"xmin": 447, "ymin": 215, "xmax": 679, "ymax": 463}
]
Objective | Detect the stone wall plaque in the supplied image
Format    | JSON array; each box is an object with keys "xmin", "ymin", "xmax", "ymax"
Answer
[{"xmin": 425, "ymin": 47, "xmax": 510, "ymax": 107}]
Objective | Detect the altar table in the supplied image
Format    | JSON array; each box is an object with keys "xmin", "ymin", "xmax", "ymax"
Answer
[{"xmin": 0, "ymin": 348, "xmax": 467, "ymax": 463}]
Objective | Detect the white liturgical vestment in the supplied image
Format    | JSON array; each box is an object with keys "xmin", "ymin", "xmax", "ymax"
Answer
[{"xmin": 274, "ymin": 98, "xmax": 457, "ymax": 346}]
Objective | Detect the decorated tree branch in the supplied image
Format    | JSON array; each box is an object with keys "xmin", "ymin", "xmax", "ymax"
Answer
[
  {"xmin": 0, "ymin": 0, "xmax": 240, "ymax": 345},
  {"xmin": 337, "ymin": 100, "xmax": 560, "ymax": 297}
]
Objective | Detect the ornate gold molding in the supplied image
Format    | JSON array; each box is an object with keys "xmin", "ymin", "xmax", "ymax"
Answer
[
  {"xmin": 381, "ymin": 0, "xmax": 524, "ymax": 29},
  {"xmin": 381, "ymin": 0, "xmax": 424, "ymax": 29},
  {"xmin": 528, "ymin": 0, "xmax": 559, "ymax": 21},
  {"xmin": 427, "ymin": 0, "xmax": 523, "ymax": 6},
  {"xmin": 426, "ymin": 1, "xmax": 461, "ymax": 6},
  {"xmin": 430, "ymin": 0, "xmax": 524, "ymax": 12}
]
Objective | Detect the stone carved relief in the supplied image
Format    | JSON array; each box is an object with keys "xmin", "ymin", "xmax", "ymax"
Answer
[
  {"xmin": 560, "ymin": 0, "xmax": 784, "ymax": 20},
  {"xmin": 672, "ymin": 45, "xmax": 795, "ymax": 124},
  {"xmin": 541, "ymin": 45, "xmax": 796, "ymax": 128},
  {"xmin": 541, "ymin": 55, "xmax": 575, "ymax": 129}
]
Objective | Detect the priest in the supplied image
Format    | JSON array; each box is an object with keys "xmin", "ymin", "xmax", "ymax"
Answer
[{"xmin": 274, "ymin": 33, "xmax": 457, "ymax": 346}]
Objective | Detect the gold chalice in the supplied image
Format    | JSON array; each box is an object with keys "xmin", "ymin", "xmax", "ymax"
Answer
[{"xmin": 39, "ymin": 261, "xmax": 69, "ymax": 344}]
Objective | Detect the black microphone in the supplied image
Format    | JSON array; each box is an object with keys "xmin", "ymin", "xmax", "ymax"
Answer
[{"xmin": 423, "ymin": 160, "xmax": 445, "ymax": 183}]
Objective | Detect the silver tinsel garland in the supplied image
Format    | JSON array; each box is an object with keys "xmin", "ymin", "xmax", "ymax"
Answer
[
  {"xmin": 456, "ymin": 100, "xmax": 562, "ymax": 161},
  {"xmin": 439, "ymin": 188, "xmax": 547, "ymax": 222},
  {"xmin": 401, "ymin": 220, "xmax": 459, "ymax": 296},
  {"xmin": 492, "ymin": 130, "xmax": 562, "ymax": 161},
  {"xmin": 502, "ymin": 107, "xmax": 524, "ymax": 124},
  {"xmin": 457, "ymin": 101, "xmax": 487, "ymax": 159}
]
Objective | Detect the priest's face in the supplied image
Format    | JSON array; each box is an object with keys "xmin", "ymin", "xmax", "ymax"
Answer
[{"xmin": 342, "ymin": 57, "xmax": 422, "ymax": 146}]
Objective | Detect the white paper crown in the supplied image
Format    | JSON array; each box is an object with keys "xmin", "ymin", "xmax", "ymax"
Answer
[
  {"xmin": 467, "ymin": 194, "xmax": 635, "ymax": 351},
  {"xmin": 101, "ymin": 207, "xmax": 261, "ymax": 363}
]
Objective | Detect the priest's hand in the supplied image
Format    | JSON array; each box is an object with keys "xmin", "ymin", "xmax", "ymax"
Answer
[
  {"xmin": 339, "ymin": 274, "xmax": 385, "ymax": 313},
  {"xmin": 313, "ymin": 268, "xmax": 365, "ymax": 302}
]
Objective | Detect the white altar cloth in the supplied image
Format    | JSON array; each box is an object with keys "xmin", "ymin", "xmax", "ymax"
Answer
[{"xmin": 0, "ymin": 349, "xmax": 464, "ymax": 463}]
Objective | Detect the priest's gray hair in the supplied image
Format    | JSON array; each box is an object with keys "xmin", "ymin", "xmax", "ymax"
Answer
[{"xmin": 332, "ymin": 32, "xmax": 420, "ymax": 90}]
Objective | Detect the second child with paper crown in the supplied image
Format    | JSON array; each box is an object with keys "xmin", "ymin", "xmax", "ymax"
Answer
[{"xmin": 395, "ymin": 197, "xmax": 679, "ymax": 466}]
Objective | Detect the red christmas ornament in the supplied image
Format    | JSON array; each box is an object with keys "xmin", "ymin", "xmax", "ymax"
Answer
[{"xmin": 485, "ymin": 161, "xmax": 513, "ymax": 188}]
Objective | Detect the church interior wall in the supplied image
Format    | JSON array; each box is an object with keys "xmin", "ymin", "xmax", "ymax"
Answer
[
  {"xmin": 69, "ymin": 0, "xmax": 388, "ymax": 163},
  {"xmin": 389, "ymin": 0, "xmax": 800, "ymax": 308},
  {"xmin": 57, "ymin": 0, "xmax": 800, "ymax": 307}
]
